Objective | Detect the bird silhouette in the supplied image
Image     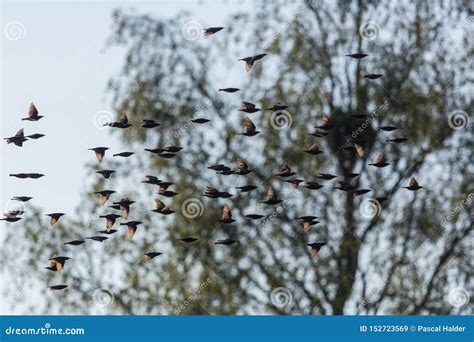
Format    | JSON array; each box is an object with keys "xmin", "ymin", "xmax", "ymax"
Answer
[
  {"xmin": 239, "ymin": 117, "xmax": 260, "ymax": 136},
  {"xmin": 217, "ymin": 204, "xmax": 235, "ymax": 224},
  {"xmin": 307, "ymin": 242, "xmax": 327, "ymax": 257},
  {"xmin": 9, "ymin": 173, "xmax": 44, "ymax": 179},
  {"xmin": 346, "ymin": 53, "xmax": 368, "ymax": 59},
  {"xmin": 89, "ymin": 147, "xmax": 109, "ymax": 162},
  {"xmin": 369, "ymin": 153, "xmax": 390, "ymax": 168},
  {"xmin": 113, "ymin": 198, "xmax": 135, "ymax": 219},
  {"xmin": 261, "ymin": 185, "xmax": 282, "ymax": 205},
  {"xmin": 113, "ymin": 151, "xmax": 134, "ymax": 158},
  {"xmin": 141, "ymin": 119, "xmax": 160, "ymax": 128},
  {"xmin": 4, "ymin": 128, "xmax": 28, "ymax": 147},
  {"xmin": 21, "ymin": 103, "xmax": 44, "ymax": 121},
  {"xmin": 96, "ymin": 169, "xmax": 116, "ymax": 179},
  {"xmin": 305, "ymin": 143, "xmax": 323, "ymax": 155},
  {"xmin": 239, "ymin": 102, "xmax": 260, "ymax": 113},
  {"xmin": 214, "ymin": 239, "xmax": 239, "ymax": 246},
  {"xmin": 204, "ymin": 27, "xmax": 224, "ymax": 36},
  {"xmin": 120, "ymin": 221, "xmax": 143, "ymax": 240},
  {"xmin": 64, "ymin": 240, "xmax": 85, "ymax": 246},
  {"xmin": 403, "ymin": 177, "xmax": 423, "ymax": 191},
  {"xmin": 103, "ymin": 113, "xmax": 132, "ymax": 128},
  {"xmin": 219, "ymin": 88, "xmax": 240, "ymax": 93},
  {"xmin": 235, "ymin": 158, "xmax": 253, "ymax": 175},
  {"xmin": 275, "ymin": 162, "xmax": 296, "ymax": 177},
  {"xmin": 94, "ymin": 190, "xmax": 116, "ymax": 205},
  {"xmin": 238, "ymin": 53, "xmax": 267, "ymax": 72},
  {"xmin": 235, "ymin": 185, "xmax": 258, "ymax": 193},
  {"xmin": 46, "ymin": 213, "xmax": 65, "ymax": 226},
  {"xmin": 143, "ymin": 252, "xmax": 162, "ymax": 260},
  {"xmin": 99, "ymin": 214, "xmax": 121, "ymax": 231}
]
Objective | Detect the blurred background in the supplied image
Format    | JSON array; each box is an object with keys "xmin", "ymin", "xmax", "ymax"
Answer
[{"xmin": 0, "ymin": 0, "xmax": 472, "ymax": 315}]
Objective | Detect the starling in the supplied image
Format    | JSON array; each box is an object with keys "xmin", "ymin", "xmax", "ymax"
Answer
[
  {"xmin": 283, "ymin": 178, "xmax": 304, "ymax": 188},
  {"xmin": 191, "ymin": 118, "xmax": 210, "ymax": 124},
  {"xmin": 304, "ymin": 182, "xmax": 324, "ymax": 190},
  {"xmin": 64, "ymin": 240, "xmax": 85, "ymax": 246},
  {"xmin": 299, "ymin": 219, "xmax": 319, "ymax": 232},
  {"xmin": 94, "ymin": 190, "xmax": 116, "ymax": 205},
  {"xmin": 49, "ymin": 285, "xmax": 68, "ymax": 291},
  {"xmin": 4, "ymin": 128, "xmax": 28, "ymax": 147},
  {"xmin": 120, "ymin": 221, "xmax": 143, "ymax": 240},
  {"xmin": 143, "ymin": 252, "xmax": 162, "ymax": 260},
  {"xmin": 46, "ymin": 213, "xmax": 65, "ymax": 226},
  {"xmin": 353, "ymin": 189, "xmax": 372, "ymax": 197},
  {"xmin": 235, "ymin": 185, "xmax": 258, "ymax": 193},
  {"xmin": 316, "ymin": 173, "xmax": 337, "ymax": 180},
  {"xmin": 387, "ymin": 137, "xmax": 408, "ymax": 144},
  {"xmin": 342, "ymin": 172, "xmax": 360, "ymax": 179},
  {"xmin": 179, "ymin": 237, "xmax": 198, "ymax": 243},
  {"xmin": 9, "ymin": 173, "xmax": 44, "ymax": 179},
  {"xmin": 204, "ymin": 27, "xmax": 224, "ymax": 35},
  {"xmin": 307, "ymin": 242, "xmax": 327, "ymax": 257},
  {"xmin": 334, "ymin": 181, "xmax": 357, "ymax": 192},
  {"xmin": 113, "ymin": 198, "xmax": 135, "ymax": 219},
  {"xmin": 346, "ymin": 53, "xmax": 368, "ymax": 59},
  {"xmin": 48, "ymin": 255, "xmax": 70, "ymax": 273},
  {"xmin": 12, "ymin": 196, "xmax": 33, "ymax": 202},
  {"xmin": 261, "ymin": 185, "xmax": 282, "ymax": 205},
  {"xmin": 3, "ymin": 210, "xmax": 25, "ymax": 217},
  {"xmin": 235, "ymin": 158, "xmax": 253, "ymax": 175},
  {"xmin": 219, "ymin": 88, "xmax": 240, "ymax": 93},
  {"xmin": 369, "ymin": 153, "xmax": 390, "ymax": 168},
  {"xmin": 113, "ymin": 151, "xmax": 134, "ymax": 157},
  {"xmin": 214, "ymin": 239, "xmax": 239, "ymax": 246},
  {"xmin": 103, "ymin": 113, "xmax": 132, "ymax": 128},
  {"xmin": 239, "ymin": 117, "xmax": 260, "ymax": 136},
  {"xmin": 141, "ymin": 119, "xmax": 160, "ymax": 128},
  {"xmin": 162, "ymin": 146, "xmax": 183, "ymax": 153},
  {"xmin": 96, "ymin": 169, "xmax": 116, "ymax": 179},
  {"xmin": 315, "ymin": 114, "xmax": 334, "ymax": 130},
  {"xmin": 159, "ymin": 184, "xmax": 178, "ymax": 197},
  {"xmin": 21, "ymin": 102, "xmax": 44, "ymax": 121},
  {"xmin": 142, "ymin": 175, "xmax": 162, "ymax": 185},
  {"xmin": 266, "ymin": 102, "xmax": 288, "ymax": 112},
  {"xmin": 304, "ymin": 144, "xmax": 323, "ymax": 155},
  {"xmin": 151, "ymin": 199, "xmax": 174, "ymax": 215},
  {"xmin": 99, "ymin": 214, "xmax": 121, "ymax": 231},
  {"xmin": 203, "ymin": 186, "xmax": 233, "ymax": 198},
  {"xmin": 245, "ymin": 214, "xmax": 265, "ymax": 220},
  {"xmin": 308, "ymin": 130, "xmax": 330, "ymax": 138},
  {"xmin": 354, "ymin": 143, "xmax": 365, "ymax": 157},
  {"xmin": 26, "ymin": 133, "xmax": 45, "ymax": 139},
  {"xmin": 380, "ymin": 125, "xmax": 398, "ymax": 131},
  {"xmin": 97, "ymin": 229, "xmax": 118, "ymax": 235},
  {"xmin": 89, "ymin": 147, "xmax": 109, "ymax": 162},
  {"xmin": 217, "ymin": 204, "xmax": 235, "ymax": 224},
  {"xmin": 239, "ymin": 101, "xmax": 260, "ymax": 113},
  {"xmin": 364, "ymin": 74, "xmax": 383, "ymax": 79},
  {"xmin": 0, "ymin": 216, "xmax": 22, "ymax": 222},
  {"xmin": 403, "ymin": 177, "xmax": 423, "ymax": 191},
  {"xmin": 238, "ymin": 53, "xmax": 267, "ymax": 72},
  {"xmin": 275, "ymin": 162, "xmax": 296, "ymax": 177},
  {"xmin": 297, "ymin": 215, "xmax": 318, "ymax": 221},
  {"xmin": 86, "ymin": 236, "xmax": 109, "ymax": 242}
]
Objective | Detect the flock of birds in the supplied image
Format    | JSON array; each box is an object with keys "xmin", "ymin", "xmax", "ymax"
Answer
[{"xmin": 2, "ymin": 26, "xmax": 424, "ymax": 291}]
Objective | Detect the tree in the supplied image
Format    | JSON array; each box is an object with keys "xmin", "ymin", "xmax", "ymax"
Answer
[{"xmin": 3, "ymin": 0, "xmax": 472, "ymax": 315}]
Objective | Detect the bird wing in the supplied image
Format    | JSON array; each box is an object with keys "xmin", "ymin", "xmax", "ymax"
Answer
[
  {"xmin": 281, "ymin": 162, "xmax": 291, "ymax": 174},
  {"xmin": 15, "ymin": 128, "xmax": 25, "ymax": 137},
  {"xmin": 121, "ymin": 206, "xmax": 129, "ymax": 220},
  {"xmin": 28, "ymin": 103, "xmax": 38, "ymax": 117},
  {"xmin": 50, "ymin": 216, "xmax": 58, "ymax": 226},
  {"xmin": 127, "ymin": 226, "xmax": 137, "ymax": 240},
  {"xmin": 321, "ymin": 115, "xmax": 330, "ymax": 126},
  {"xmin": 119, "ymin": 113, "xmax": 128, "ymax": 124},
  {"xmin": 236, "ymin": 158, "xmax": 248, "ymax": 172},
  {"xmin": 222, "ymin": 204, "xmax": 232, "ymax": 221},
  {"xmin": 354, "ymin": 143, "xmax": 365, "ymax": 157},
  {"xmin": 376, "ymin": 153, "xmax": 386, "ymax": 164},
  {"xmin": 267, "ymin": 185, "xmax": 277, "ymax": 201},
  {"xmin": 409, "ymin": 177, "xmax": 418, "ymax": 187},
  {"xmin": 244, "ymin": 117, "xmax": 256, "ymax": 133},
  {"xmin": 155, "ymin": 198, "xmax": 165, "ymax": 210},
  {"xmin": 241, "ymin": 102, "xmax": 255, "ymax": 110}
]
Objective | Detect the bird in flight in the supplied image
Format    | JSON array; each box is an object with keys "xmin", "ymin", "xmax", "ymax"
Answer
[
  {"xmin": 261, "ymin": 185, "xmax": 282, "ymax": 205},
  {"xmin": 141, "ymin": 119, "xmax": 160, "ymax": 128},
  {"xmin": 238, "ymin": 53, "xmax": 267, "ymax": 72},
  {"xmin": 403, "ymin": 177, "xmax": 424, "ymax": 191},
  {"xmin": 89, "ymin": 147, "xmax": 109, "ymax": 162},
  {"xmin": 369, "ymin": 153, "xmax": 390, "ymax": 168},
  {"xmin": 99, "ymin": 214, "xmax": 121, "ymax": 231},
  {"xmin": 4, "ymin": 128, "xmax": 28, "ymax": 147},
  {"xmin": 307, "ymin": 242, "xmax": 327, "ymax": 257},
  {"xmin": 346, "ymin": 53, "xmax": 368, "ymax": 59},
  {"xmin": 96, "ymin": 169, "xmax": 116, "ymax": 179},
  {"xmin": 9, "ymin": 173, "xmax": 44, "ymax": 179},
  {"xmin": 204, "ymin": 27, "xmax": 224, "ymax": 36},
  {"xmin": 46, "ymin": 213, "xmax": 65, "ymax": 226},
  {"xmin": 21, "ymin": 102, "xmax": 44, "ymax": 121},
  {"xmin": 143, "ymin": 252, "xmax": 162, "ymax": 260},
  {"xmin": 364, "ymin": 74, "xmax": 383, "ymax": 79},
  {"xmin": 94, "ymin": 190, "xmax": 116, "ymax": 205},
  {"xmin": 214, "ymin": 239, "xmax": 239, "ymax": 246},
  {"xmin": 219, "ymin": 87, "xmax": 240, "ymax": 93},
  {"xmin": 239, "ymin": 101, "xmax": 261, "ymax": 113},
  {"xmin": 239, "ymin": 117, "xmax": 260, "ymax": 136},
  {"xmin": 120, "ymin": 221, "xmax": 143, "ymax": 240},
  {"xmin": 103, "ymin": 113, "xmax": 132, "ymax": 128},
  {"xmin": 217, "ymin": 204, "xmax": 235, "ymax": 224}
]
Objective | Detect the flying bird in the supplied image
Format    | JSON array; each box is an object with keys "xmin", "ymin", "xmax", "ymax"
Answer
[
  {"xmin": 315, "ymin": 114, "xmax": 334, "ymax": 130},
  {"xmin": 47, "ymin": 255, "xmax": 70, "ymax": 273},
  {"xmin": 307, "ymin": 242, "xmax": 327, "ymax": 257},
  {"xmin": 304, "ymin": 182, "xmax": 324, "ymax": 190},
  {"xmin": 353, "ymin": 189, "xmax": 372, "ymax": 197},
  {"xmin": 245, "ymin": 214, "xmax": 265, "ymax": 220},
  {"xmin": 94, "ymin": 190, "xmax": 116, "ymax": 205},
  {"xmin": 239, "ymin": 117, "xmax": 260, "ymax": 136},
  {"xmin": 266, "ymin": 102, "xmax": 288, "ymax": 112},
  {"xmin": 316, "ymin": 173, "xmax": 337, "ymax": 180},
  {"xmin": 143, "ymin": 252, "xmax": 162, "ymax": 260},
  {"xmin": 219, "ymin": 88, "xmax": 240, "ymax": 93},
  {"xmin": 46, "ymin": 213, "xmax": 65, "ymax": 226},
  {"xmin": 346, "ymin": 53, "xmax": 368, "ymax": 59},
  {"xmin": 26, "ymin": 133, "xmax": 45, "ymax": 139},
  {"xmin": 142, "ymin": 175, "xmax": 162, "ymax": 185},
  {"xmin": 12, "ymin": 196, "xmax": 33, "ymax": 202},
  {"xmin": 159, "ymin": 184, "xmax": 178, "ymax": 197},
  {"xmin": 191, "ymin": 118, "xmax": 210, "ymax": 124},
  {"xmin": 9, "ymin": 173, "xmax": 44, "ymax": 179},
  {"xmin": 151, "ymin": 199, "xmax": 175, "ymax": 215},
  {"xmin": 275, "ymin": 162, "xmax": 296, "ymax": 177},
  {"xmin": 141, "ymin": 119, "xmax": 160, "ymax": 128},
  {"xmin": 403, "ymin": 177, "xmax": 424, "ymax": 191},
  {"xmin": 238, "ymin": 53, "xmax": 267, "ymax": 72},
  {"xmin": 103, "ymin": 113, "xmax": 132, "ymax": 128},
  {"xmin": 283, "ymin": 178, "xmax": 304, "ymax": 188},
  {"xmin": 364, "ymin": 74, "xmax": 383, "ymax": 79},
  {"xmin": 304, "ymin": 144, "xmax": 323, "ymax": 155},
  {"xmin": 113, "ymin": 197, "xmax": 135, "ymax": 219},
  {"xmin": 235, "ymin": 185, "xmax": 258, "ymax": 193},
  {"xmin": 203, "ymin": 186, "xmax": 233, "ymax": 198},
  {"xmin": 99, "ymin": 214, "xmax": 121, "ymax": 231},
  {"xmin": 239, "ymin": 101, "xmax": 260, "ymax": 113},
  {"xmin": 49, "ymin": 285, "xmax": 68, "ymax": 291},
  {"xmin": 214, "ymin": 239, "xmax": 239, "ymax": 246},
  {"xmin": 217, "ymin": 204, "xmax": 235, "ymax": 224},
  {"xmin": 86, "ymin": 236, "xmax": 109, "ymax": 242},
  {"xmin": 380, "ymin": 125, "xmax": 398, "ymax": 131},
  {"xmin": 235, "ymin": 158, "xmax": 253, "ymax": 175},
  {"xmin": 4, "ymin": 128, "xmax": 28, "ymax": 147},
  {"xmin": 261, "ymin": 185, "xmax": 282, "ymax": 205},
  {"xmin": 96, "ymin": 169, "xmax": 116, "ymax": 179},
  {"xmin": 387, "ymin": 137, "xmax": 408, "ymax": 144},
  {"xmin": 89, "ymin": 147, "xmax": 109, "ymax": 162},
  {"xmin": 113, "ymin": 151, "xmax": 134, "ymax": 158},
  {"xmin": 179, "ymin": 237, "xmax": 198, "ymax": 243},
  {"xmin": 369, "ymin": 153, "xmax": 390, "ymax": 168},
  {"xmin": 64, "ymin": 240, "xmax": 85, "ymax": 246},
  {"xmin": 204, "ymin": 27, "xmax": 224, "ymax": 36},
  {"xmin": 120, "ymin": 221, "xmax": 143, "ymax": 240},
  {"xmin": 21, "ymin": 102, "xmax": 44, "ymax": 121}
]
